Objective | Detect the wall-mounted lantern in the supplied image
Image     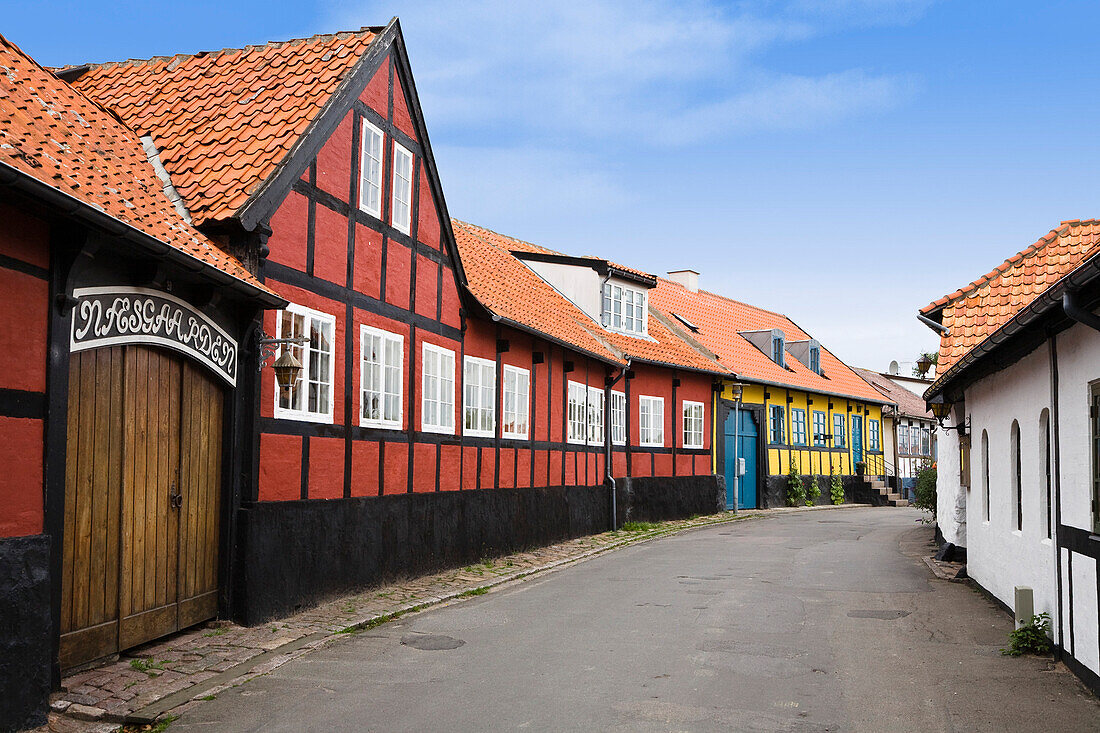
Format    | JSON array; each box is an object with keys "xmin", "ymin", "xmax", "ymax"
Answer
[
  {"xmin": 258, "ymin": 331, "xmax": 310, "ymax": 391},
  {"xmin": 929, "ymin": 396, "xmax": 969, "ymax": 435}
]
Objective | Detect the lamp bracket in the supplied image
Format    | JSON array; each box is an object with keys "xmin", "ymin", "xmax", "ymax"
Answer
[{"xmin": 257, "ymin": 329, "xmax": 310, "ymax": 371}]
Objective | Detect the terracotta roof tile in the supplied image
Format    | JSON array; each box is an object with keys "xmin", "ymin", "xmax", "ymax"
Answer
[
  {"xmin": 67, "ymin": 28, "xmax": 380, "ymax": 226},
  {"xmin": 922, "ymin": 220, "xmax": 1100, "ymax": 374},
  {"xmin": 648, "ymin": 280, "xmax": 888, "ymax": 403},
  {"xmin": 852, "ymin": 368, "xmax": 932, "ymax": 419},
  {"xmin": 0, "ymin": 33, "xmax": 272, "ymax": 296},
  {"xmin": 452, "ymin": 220, "xmax": 726, "ymax": 374}
]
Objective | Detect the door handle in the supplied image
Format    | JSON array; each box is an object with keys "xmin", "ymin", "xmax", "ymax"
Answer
[{"xmin": 170, "ymin": 484, "xmax": 183, "ymax": 509}]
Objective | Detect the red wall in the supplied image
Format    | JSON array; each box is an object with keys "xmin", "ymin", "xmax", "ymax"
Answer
[
  {"xmin": 256, "ymin": 50, "xmax": 716, "ymax": 503},
  {"xmin": 0, "ymin": 203, "xmax": 49, "ymax": 537}
]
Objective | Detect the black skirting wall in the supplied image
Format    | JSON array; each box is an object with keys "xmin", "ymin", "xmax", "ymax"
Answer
[
  {"xmin": 0, "ymin": 534, "xmax": 51, "ymax": 733},
  {"xmin": 761, "ymin": 474, "xmax": 865, "ymax": 509},
  {"xmin": 234, "ymin": 476, "xmax": 724, "ymax": 625}
]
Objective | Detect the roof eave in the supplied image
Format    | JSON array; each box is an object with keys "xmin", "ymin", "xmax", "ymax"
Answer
[{"xmin": 0, "ymin": 160, "xmax": 285, "ymax": 308}]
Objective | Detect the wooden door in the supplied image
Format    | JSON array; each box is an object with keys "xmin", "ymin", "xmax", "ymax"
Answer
[{"xmin": 60, "ymin": 345, "xmax": 223, "ymax": 670}]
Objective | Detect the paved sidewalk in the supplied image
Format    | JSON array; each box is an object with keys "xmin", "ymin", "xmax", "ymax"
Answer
[{"xmin": 40, "ymin": 503, "xmax": 876, "ymax": 732}]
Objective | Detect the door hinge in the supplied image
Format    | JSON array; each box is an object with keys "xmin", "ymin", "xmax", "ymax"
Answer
[{"xmin": 170, "ymin": 483, "xmax": 183, "ymax": 509}]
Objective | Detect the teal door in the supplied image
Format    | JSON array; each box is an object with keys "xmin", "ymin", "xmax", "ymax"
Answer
[
  {"xmin": 851, "ymin": 415, "xmax": 864, "ymax": 468},
  {"xmin": 724, "ymin": 409, "xmax": 758, "ymax": 509}
]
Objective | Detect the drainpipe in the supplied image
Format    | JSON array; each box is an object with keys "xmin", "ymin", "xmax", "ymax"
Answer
[{"xmin": 606, "ymin": 358, "xmax": 631, "ymax": 530}]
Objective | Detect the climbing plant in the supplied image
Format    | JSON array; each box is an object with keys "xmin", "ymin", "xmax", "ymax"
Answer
[
  {"xmin": 805, "ymin": 472, "xmax": 821, "ymax": 506},
  {"xmin": 829, "ymin": 469, "xmax": 844, "ymax": 505},
  {"xmin": 785, "ymin": 462, "xmax": 806, "ymax": 507}
]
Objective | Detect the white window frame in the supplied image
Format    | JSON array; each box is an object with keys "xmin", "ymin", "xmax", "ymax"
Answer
[
  {"xmin": 391, "ymin": 141, "xmax": 413, "ymax": 235},
  {"xmin": 358, "ymin": 119, "xmax": 384, "ymax": 218},
  {"xmin": 359, "ymin": 324, "xmax": 403, "ymax": 429},
  {"xmin": 273, "ymin": 303, "xmax": 336, "ymax": 424},
  {"xmin": 639, "ymin": 395, "xmax": 664, "ymax": 447},
  {"xmin": 601, "ymin": 281, "xmax": 648, "ymax": 337},
  {"xmin": 567, "ymin": 381, "xmax": 588, "ymax": 445},
  {"xmin": 898, "ymin": 424, "xmax": 910, "ymax": 455},
  {"xmin": 421, "ymin": 343, "xmax": 455, "ymax": 434},
  {"xmin": 501, "ymin": 364, "xmax": 530, "ymax": 440},
  {"xmin": 463, "ymin": 356, "xmax": 496, "ymax": 438},
  {"xmin": 610, "ymin": 390, "xmax": 627, "ymax": 446},
  {"xmin": 682, "ymin": 400, "xmax": 704, "ymax": 449},
  {"xmin": 587, "ymin": 385, "xmax": 605, "ymax": 446}
]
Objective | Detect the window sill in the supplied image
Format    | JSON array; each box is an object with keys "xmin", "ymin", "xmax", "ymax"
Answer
[
  {"xmin": 361, "ymin": 419, "xmax": 402, "ymax": 430},
  {"xmin": 502, "ymin": 431, "xmax": 528, "ymax": 441},
  {"xmin": 273, "ymin": 409, "xmax": 334, "ymax": 425},
  {"xmin": 421, "ymin": 423, "xmax": 455, "ymax": 435},
  {"xmin": 639, "ymin": 442, "xmax": 664, "ymax": 448},
  {"xmin": 464, "ymin": 429, "xmax": 495, "ymax": 438}
]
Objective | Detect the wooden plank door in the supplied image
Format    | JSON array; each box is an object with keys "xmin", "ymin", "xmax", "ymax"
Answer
[
  {"xmin": 118, "ymin": 347, "xmax": 182, "ymax": 651},
  {"xmin": 60, "ymin": 345, "xmax": 224, "ymax": 670},
  {"xmin": 59, "ymin": 347, "xmax": 124, "ymax": 669},
  {"xmin": 176, "ymin": 361, "xmax": 223, "ymax": 629}
]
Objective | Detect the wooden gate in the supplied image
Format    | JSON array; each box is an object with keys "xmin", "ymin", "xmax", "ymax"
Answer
[{"xmin": 60, "ymin": 345, "xmax": 223, "ymax": 670}]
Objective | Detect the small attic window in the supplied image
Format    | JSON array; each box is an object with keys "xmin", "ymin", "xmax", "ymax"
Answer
[
  {"xmin": 672, "ymin": 313, "xmax": 699, "ymax": 333},
  {"xmin": 602, "ymin": 281, "xmax": 647, "ymax": 337},
  {"xmin": 808, "ymin": 343, "xmax": 820, "ymax": 374},
  {"xmin": 771, "ymin": 331, "xmax": 785, "ymax": 367}
]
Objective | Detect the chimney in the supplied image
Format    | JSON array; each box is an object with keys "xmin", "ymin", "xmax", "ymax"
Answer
[{"xmin": 667, "ymin": 269, "xmax": 699, "ymax": 293}]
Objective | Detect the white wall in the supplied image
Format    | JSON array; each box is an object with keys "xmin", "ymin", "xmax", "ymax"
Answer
[
  {"xmin": 961, "ymin": 319, "xmax": 1100, "ymax": 678},
  {"xmin": 521, "ymin": 260, "xmax": 603, "ymax": 324},
  {"xmin": 937, "ymin": 406, "xmax": 965, "ymax": 546}
]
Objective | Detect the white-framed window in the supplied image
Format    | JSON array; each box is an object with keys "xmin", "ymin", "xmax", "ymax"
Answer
[
  {"xmin": 898, "ymin": 424, "xmax": 910, "ymax": 454},
  {"xmin": 359, "ymin": 325, "xmax": 402, "ymax": 429},
  {"xmin": 587, "ymin": 385, "xmax": 605, "ymax": 446},
  {"xmin": 791, "ymin": 408, "xmax": 807, "ymax": 446},
  {"xmin": 682, "ymin": 400, "xmax": 704, "ymax": 449},
  {"xmin": 463, "ymin": 356, "xmax": 496, "ymax": 437},
  {"xmin": 358, "ymin": 119, "xmax": 384, "ymax": 218},
  {"xmin": 601, "ymin": 282, "xmax": 647, "ymax": 336},
  {"xmin": 502, "ymin": 365, "xmax": 529, "ymax": 440},
  {"xmin": 274, "ymin": 304, "xmax": 336, "ymax": 424},
  {"xmin": 421, "ymin": 343, "xmax": 455, "ymax": 434},
  {"xmin": 639, "ymin": 395, "xmax": 664, "ymax": 447},
  {"xmin": 610, "ymin": 390, "xmax": 626, "ymax": 445},
  {"xmin": 391, "ymin": 141, "xmax": 413, "ymax": 235},
  {"xmin": 567, "ymin": 381, "xmax": 588, "ymax": 444}
]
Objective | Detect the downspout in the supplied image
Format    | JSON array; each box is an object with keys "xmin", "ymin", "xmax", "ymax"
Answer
[{"xmin": 606, "ymin": 358, "xmax": 631, "ymax": 530}]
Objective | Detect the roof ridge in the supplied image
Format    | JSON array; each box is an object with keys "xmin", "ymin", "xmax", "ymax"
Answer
[
  {"xmin": 57, "ymin": 26, "xmax": 383, "ymax": 71},
  {"xmin": 658, "ymin": 276, "xmax": 793, "ymax": 322},
  {"xmin": 921, "ymin": 219, "xmax": 1100, "ymax": 314},
  {"xmin": 451, "ymin": 218, "xmax": 558, "ymax": 255}
]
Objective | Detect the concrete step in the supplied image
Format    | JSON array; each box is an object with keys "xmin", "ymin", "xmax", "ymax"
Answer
[{"xmin": 890, "ymin": 498, "xmax": 910, "ymax": 507}]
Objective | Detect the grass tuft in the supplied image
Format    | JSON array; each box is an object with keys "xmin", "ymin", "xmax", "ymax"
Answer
[{"xmin": 621, "ymin": 521, "xmax": 660, "ymax": 533}]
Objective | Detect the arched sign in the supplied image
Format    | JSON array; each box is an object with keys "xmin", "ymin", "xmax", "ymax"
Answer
[{"xmin": 70, "ymin": 286, "xmax": 238, "ymax": 386}]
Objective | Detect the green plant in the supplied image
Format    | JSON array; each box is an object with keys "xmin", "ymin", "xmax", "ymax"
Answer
[
  {"xmin": 829, "ymin": 469, "xmax": 844, "ymax": 505},
  {"xmin": 805, "ymin": 474, "xmax": 821, "ymax": 506},
  {"xmin": 622, "ymin": 520, "xmax": 660, "ymax": 532},
  {"xmin": 913, "ymin": 463, "xmax": 937, "ymax": 517},
  {"xmin": 785, "ymin": 463, "xmax": 806, "ymax": 507},
  {"xmin": 459, "ymin": 586, "xmax": 489, "ymax": 597},
  {"xmin": 129, "ymin": 658, "xmax": 165, "ymax": 674},
  {"xmin": 1002, "ymin": 612, "xmax": 1053, "ymax": 656},
  {"xmin": 202, "ymin": 627, "xmax": 227, "ymax": 638}
]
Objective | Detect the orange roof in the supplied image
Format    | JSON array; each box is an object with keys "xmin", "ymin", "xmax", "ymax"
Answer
[
  {"xmin": 649, "ymin": 280, "xmax": 888, "ymax": 403},
  {"xmin": 0, "ymin": 33, "xmax": 273, "ymax": 298},
  {"xmin": 67, "ymin": 28, "xmax": 381, "ymax": 226},
  {"xmin": 452, "ymin": 220, "xmax": 726, "ymax": 374},
  {"xmin": 922, "ymin": 219, "xmax": 1100, "ymax": 374}
]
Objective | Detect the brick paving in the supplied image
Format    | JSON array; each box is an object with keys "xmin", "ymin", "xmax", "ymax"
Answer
[{"xmin": 37, "ymin": 504, "xmax": 877, "ymax": 732}]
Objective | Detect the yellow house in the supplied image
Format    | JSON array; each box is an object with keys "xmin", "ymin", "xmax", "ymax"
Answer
[{"xmin": 651, "ymin": 271, "xmax": 893, "ymax": 509}]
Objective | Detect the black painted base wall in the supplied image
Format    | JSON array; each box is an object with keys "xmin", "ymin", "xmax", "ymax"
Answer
[
  {"xmin": 0, "ymin": 534, "xmax": 51, "ymax": 733},
  {"xmin": 235, "ymin": 476, "xmax": 723, "ymax": 625},
  {"xmin": 761, "ymin": 474, "xmax": 864, "ymax": 509}
]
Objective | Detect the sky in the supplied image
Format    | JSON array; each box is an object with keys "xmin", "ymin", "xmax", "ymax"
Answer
[{"xmin": 8, "ymin": 0, "xmax": 1100, "ymax": 373}]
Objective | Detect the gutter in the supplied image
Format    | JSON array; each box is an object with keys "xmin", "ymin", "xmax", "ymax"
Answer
[{"xmin": 0, "ymin": 160, "xmax": 286, "ymax": 308}]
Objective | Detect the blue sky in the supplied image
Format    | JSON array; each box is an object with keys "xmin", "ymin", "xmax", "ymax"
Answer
[{"xmin": 8, "ymin": 0, "xmax": 1100, "ymax": 372}]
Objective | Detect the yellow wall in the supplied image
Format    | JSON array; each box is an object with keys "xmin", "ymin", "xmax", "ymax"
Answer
[{"xmin": 716, "ymin": 380, "xmax": 885, "ymax": 478}]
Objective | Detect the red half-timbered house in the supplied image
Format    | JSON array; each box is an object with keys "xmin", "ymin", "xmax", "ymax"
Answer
[{"xmin": 0, "ymin": 21, "xmax": 727, "ymax": 729}]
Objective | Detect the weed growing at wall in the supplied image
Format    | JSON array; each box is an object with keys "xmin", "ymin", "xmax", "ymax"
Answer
[
  {"xmin": 786, "ymin": 463, "xmax": 806, "ymax": 507},
  {"xmin": 1002, "ymin": 612, "xmax": 1052, "ymax": 656},
  {"xmin": 830, "ymin": 469, "xmax": 844, "ymax": 505}
]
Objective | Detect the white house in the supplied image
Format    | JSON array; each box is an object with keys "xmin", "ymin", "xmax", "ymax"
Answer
[{"xmin": 920, "ymin": 219, "xmax": 1100, "ymax": 694}]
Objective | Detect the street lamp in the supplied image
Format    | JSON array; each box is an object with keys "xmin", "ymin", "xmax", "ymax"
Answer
[
  {"xmin": 929, "ymin": 396, "xmax": 969, "ymax": 435},
  {"xmin": 916, "ymin": 354, "xmax": 933, "ymax": 377},
  {"xmin": 258, "ymin": 331, "xmax": 310, "ymax": 391}
]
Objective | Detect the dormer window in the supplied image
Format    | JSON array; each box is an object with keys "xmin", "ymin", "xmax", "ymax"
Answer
[
  {"xmin": 771, "ymin": 331, "xmax": 785, "ymax": 367},
  {"xmin": 602, "ymin": 281, "xmax": 647, "ymax": 337},
  {"xmin": 808, "ymin": 344, "xmax": 820, "ymax": 374}
]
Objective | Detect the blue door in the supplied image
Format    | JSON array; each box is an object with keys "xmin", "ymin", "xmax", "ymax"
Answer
[
  {"xmin": 851, "ymin": 415, "xmax": 863, "ymax": 469},
  {"xmin": 724, "ymin": 409, "xmax": 758, "ymax": 509}
]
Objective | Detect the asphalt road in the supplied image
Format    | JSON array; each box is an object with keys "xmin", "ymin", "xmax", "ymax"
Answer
[{"xmin": 174, "ymin": 508, "xmax": 1099, "ymax": 732}]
